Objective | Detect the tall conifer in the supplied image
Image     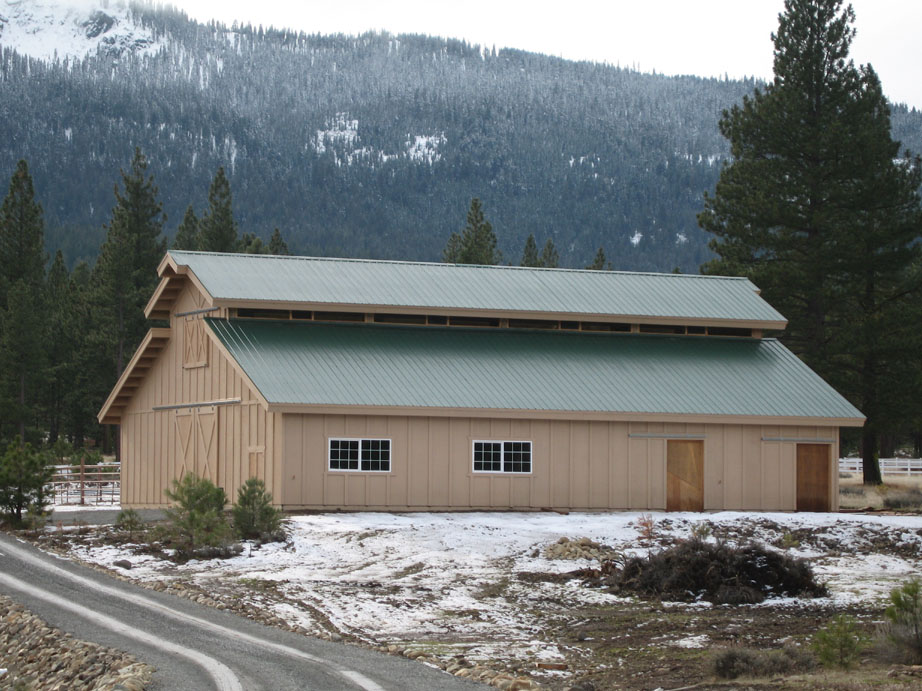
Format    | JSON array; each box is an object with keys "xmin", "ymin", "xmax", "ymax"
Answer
[
  {"xmin": 442, "ymin": 198, "xmax": 501, "ymax": 265},
  {"xmin": 95, "ymin": 148, "xmax": 167, "ymax": 377},
  {"xmin": 0, "ymin": 160, "xmax": 45, "ymax": 309},
  {"xmin": 520, "ymin": 234, "xmax": 539, "ymax": 267},
  {"xmin": 539, "ymin": 238, "xmax": 559, "ymax": 268},
  {"xmin": 172, "ymin": 204, "xmax": 200, "ymax": 250},
  {"xmin": 0, "ymin": 160, "xmax": 46, "ymax": 443},
  {"xmin": 699, "ymin": 0, "xmax": 922, "ymax": 484},
  {"xmin": 199, "ymin": 167, "xmax": 238, "ymax": 252}
]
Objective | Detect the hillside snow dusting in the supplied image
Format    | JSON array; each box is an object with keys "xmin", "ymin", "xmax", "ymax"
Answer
[{"xmin": 0, "ymin": 0, "xmax": 161, "ymax": 61}]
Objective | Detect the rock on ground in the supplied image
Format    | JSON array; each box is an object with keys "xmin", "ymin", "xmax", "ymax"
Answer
[{"xmin": 0, "ymin": 594, "xmax": 153, "ymax": 690}]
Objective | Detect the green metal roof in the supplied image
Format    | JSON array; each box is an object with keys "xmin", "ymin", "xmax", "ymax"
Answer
[
  {"xmin": 171, "ymin": 251, "xmax": 786, "ymax": 325},
  {"xmin": 206, "ymin": 319, "xmax": 863, "ymax": 422}
]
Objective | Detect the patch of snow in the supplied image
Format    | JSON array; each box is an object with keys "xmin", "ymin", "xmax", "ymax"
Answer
[
  {"xmin": 673, "ymin": 634, "xmax": 709, "ymax": 648},
  {"xmin": 52, "ymin": 503, "xmax": 120, "ymax": 512},
  {"xmin": 312, "ymin": 112, "xmax": 359, "ymax": 155},
  {"xmin": 406, "ymin": 133, "xmax": 446, "ymax": 163},
  {"xmin": 0, "ymin": 0, "xmax": 163, "ymax": 62},
  {"xmin": 52, "ymin": 510, "xmax": 922, "ymax": 666}
]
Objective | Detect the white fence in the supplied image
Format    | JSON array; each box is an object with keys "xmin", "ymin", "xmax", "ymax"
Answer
[
  {"xmin": 839, "ymin": 458, "xmax": 922, "ymax": 476},
  {"xmin": 47, "ymin": 462, "xmax": 120, "ymax": 505}
]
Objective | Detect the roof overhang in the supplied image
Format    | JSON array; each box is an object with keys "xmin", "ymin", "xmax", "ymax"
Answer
[
  {"xmin": 98, "ymin": 328, "xmax": 171, "ymax": 424},
  {"xmin": 144, "ymin": 252, "xmax": 216, "ymax": 319},
  {"xmin": 266, "ymin": 403, "xmax": 864, "ymax": 427}
]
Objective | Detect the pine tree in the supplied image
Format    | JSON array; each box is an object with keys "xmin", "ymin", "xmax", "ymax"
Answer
[
  {"xmin": 586, "ymin": 247, "xmax": 611, "ymax": 270},
  {"xmin": 698, "ymin": 0, "xmax": 922, "ymax": 485},
  {"xmin": 0, "ymin": 160, "xmax": 45, "ymax": 310},
  {"xmin": 95, "ymin": 148, "xmax": 167, "ymax": 378},
  {"xmin": 199, "ymin": 167, "xmax": 238, "ymax": 253},
  {"xmin": 520, "ymin": 234, "xmax": 540, "ymax": 267},
  {"xmin": 172, "ymin": 204, "xmax": 200, "ymax": 250},
  {"xmin": 0, "ymin": 160, "xmax": 46, "ymax": 443},
  {"xmin": 43, "ymin": 251, "xmax": 74, "ymax": 443},
  {"xmin": 0, "ymin": 282, "xmax": 44, "ymax": 442},
  {"xmin": 442, "ymin": 198, "xmax": 501, "ymax": 265},
  {"xmin": 540, "ymin": 238, "xmax": 559, "ymax": 268},
  {"xmin": 268, "ymin": 228, "xmax": 290, "ymax": 255},
  {"xmin": 238, "ymin": 232, "xmax": 265, "ymax": 254},
  {"xmin": 65, "ymin": 262, "xmax": 103, "ymax": 446}
]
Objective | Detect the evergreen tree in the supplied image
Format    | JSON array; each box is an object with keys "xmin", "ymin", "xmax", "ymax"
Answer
[
  {"xmin": 238, "ymin": 232, "xmax": 265, "ymax": 254},
  {"xmin": 540, "ymin": 238, "xmax": 559, "ymax": 268},
  {"xmin": 520, "ymin": 234, "xmax": 539, "ymax": 267},
  {"xmin": 0, "ymin": 282, "xmax": 44, "ymax": 442},
  {"xmin": 65, "ymin": 262, "xmax": 103, "ymax": 446},
  {"xmin": 0, "ymin": 160, "xmax": 45, "ymax": 310},
  {"xmin": 268, "ymin": 228, "xmax": 290, "ymax": 255},
  {"xmin": 0, "ymin": 160, "xmax": 46, "ymax": 443},
  {"xmin": 586, "ymin": 247, "xmax": 611, "ymax": 270},
  {"xmin": 442, "ymin": 198, "xmax": 501, "ymax": 265},
  {"xmin": 94, "ymin": 149, "xmax": 167, "ymax": 378},
  {"xmin": 199, "ymin": 167, "xmax": 238, "ymax": 253},
  {"xmin": 0, "ymin": 438, "xmax": 51, "ymax": 524},
  {"xmin": 698, "ymin": 0, "xmax": 922, "ymax": 484},
  {"xmin": 43, "ymin": 251, "xmax": 74, "ymax": 443},
  {"xmin": 172, "ymin": 204, "xmax": 200, "ymax": 250}
]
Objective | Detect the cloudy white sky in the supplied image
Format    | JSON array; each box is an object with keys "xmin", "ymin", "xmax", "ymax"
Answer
[{"xmin": 162, "ymin": 0, "xmax": 921, "ymax": 109}]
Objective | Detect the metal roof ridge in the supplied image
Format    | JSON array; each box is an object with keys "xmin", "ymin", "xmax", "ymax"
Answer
[
  {"xmin": 210, "ymin": 317, "xmax": 770, "ymax": 341},
  {"xmin": 170, "ymin": 250, "xmax": 752, "ymax": 281}
]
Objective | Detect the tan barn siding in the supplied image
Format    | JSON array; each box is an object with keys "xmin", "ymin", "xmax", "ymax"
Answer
[
  {"xmin": 119, "ymin": 283, "xmax": 274, "ymax": 508},
  {"xmin": 279, "ymin": 413, "xmax": 840, "ymax": 511}
]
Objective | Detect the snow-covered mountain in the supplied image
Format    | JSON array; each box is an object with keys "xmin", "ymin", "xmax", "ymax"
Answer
[{"xmin": 0, "ymin": 0, "xmax": 161, "ymax": 61}]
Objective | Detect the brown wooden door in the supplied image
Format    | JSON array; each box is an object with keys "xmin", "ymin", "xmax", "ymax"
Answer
[
  {"xmin": 797, "ymin": 444, "xmax": 830, "ymax": 512},
  {"xmin": 667, "ymin": 440, "xmax": 704, "ymax": 511}
]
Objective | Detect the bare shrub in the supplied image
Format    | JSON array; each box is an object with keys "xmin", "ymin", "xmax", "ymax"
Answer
[
  {"xmin": 604, "ymin": 538, "xmax": 827, "ymax": 603},
  {"xmin": 712, "ymin": 645, "xmax": 814, "ymax": 679},
  {"xmin": 883, "ymin": 488, "xmax": 922, "ymax": 511}
]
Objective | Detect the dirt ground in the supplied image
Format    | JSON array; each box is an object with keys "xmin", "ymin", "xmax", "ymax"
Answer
[{"xmin": 20, "ymin": 503, "xmax": 922, "ymax": 691}]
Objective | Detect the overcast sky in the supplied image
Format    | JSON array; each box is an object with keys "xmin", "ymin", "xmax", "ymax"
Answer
[{"xmin": 165, "ymin": 0, "xmax": 921, "ymax": 109}]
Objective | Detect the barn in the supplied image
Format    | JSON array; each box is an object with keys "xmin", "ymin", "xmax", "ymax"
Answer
[{"xmin": 99, "ymin": 251, "xmax": 864, "ymax": 512}]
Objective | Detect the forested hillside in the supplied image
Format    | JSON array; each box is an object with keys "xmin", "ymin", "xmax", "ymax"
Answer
[{"xmin": 2, "ymin": 2, "xmax": 917, "ymax": 270}]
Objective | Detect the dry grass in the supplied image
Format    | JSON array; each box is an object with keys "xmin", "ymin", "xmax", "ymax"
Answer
[{"xmin": 839, "ymin": 472, "xmax": 922, "ymax": 510}]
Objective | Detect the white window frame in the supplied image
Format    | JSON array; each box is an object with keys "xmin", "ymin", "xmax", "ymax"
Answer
[
  {"xmin": 472, "ymin": 439, "xmax": 533, "ymax": 475},
  {"xmin": 328, "ymin": 437, "xmax": 392, "ymax": 473}
]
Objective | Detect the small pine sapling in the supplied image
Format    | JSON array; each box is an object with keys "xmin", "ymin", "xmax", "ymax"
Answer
[
  {"xmin": 884, "ymin": 578, "xmax": 922, "ymax": 663},
  {"xmin": 811, "ymin": 614, "xmax": 867, "ymax": 669},
  {"xmin": 232, "ymin": 477, "xmax": 284, "ymax": 541},
  {"xmin": 115, "ymin": 508, "xmax": 145, "ymax": 540},
  {"xmin": 163, "ymin": 473, "xmax": 232, "ymax": 555}
]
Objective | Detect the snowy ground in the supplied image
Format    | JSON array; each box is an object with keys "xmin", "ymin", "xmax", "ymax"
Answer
[{"xmin": 52, "ymin": 510, "xmax": 922, "ymax": 680}]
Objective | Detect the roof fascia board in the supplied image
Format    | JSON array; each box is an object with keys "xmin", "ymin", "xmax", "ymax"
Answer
[
  {"xmin": 266, "ymin": 403, "xmax": 864, "ymax": 427},
  {"xmin": 143, "ymin": 276, "xmax": 175, "ymax": 318},
  {"xmin": 215, "ymin": 298, "xmax": 787, "ymax": 330},
  {"xmin": 146, "ymin": 253, "xmax": 217, "ymax": 319},
  {"xmin": 97, "ymin": 328, "xmax": 171, "ymax": 423}
]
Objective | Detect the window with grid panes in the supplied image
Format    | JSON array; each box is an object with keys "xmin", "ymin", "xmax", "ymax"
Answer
[
  {"xmin": 472, "ymin": 440, "xmax": 531, "ymax": 473},
  {"xmin": 473, "ymin": 441, "xmax": 502, "ymax": 472},
  {"xmin": 328, "ymin": 438, "xmax": 390, "ymax": 472}
]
